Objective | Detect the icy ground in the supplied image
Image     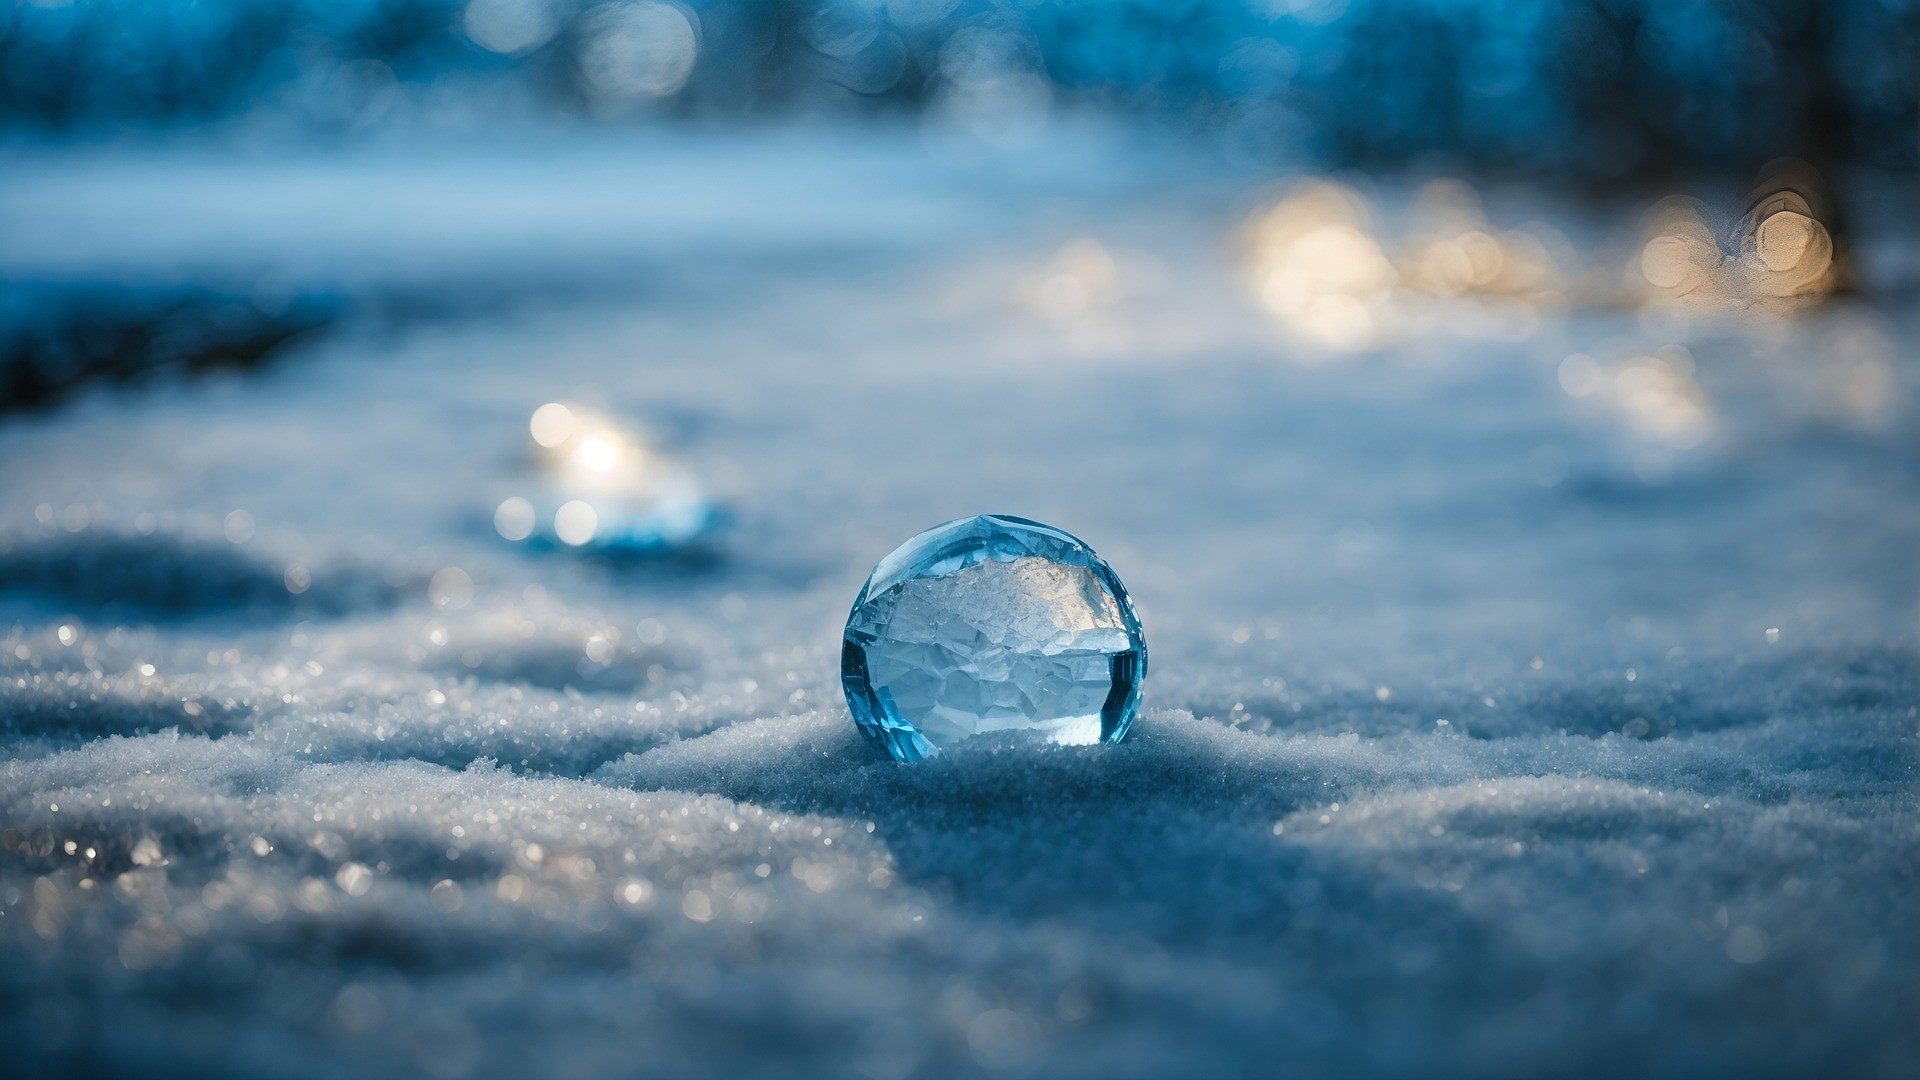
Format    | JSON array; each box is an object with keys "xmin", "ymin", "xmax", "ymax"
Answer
[{"xmin": 1, "ymin": 128, "xmax": 1916, "ymax": 1078}]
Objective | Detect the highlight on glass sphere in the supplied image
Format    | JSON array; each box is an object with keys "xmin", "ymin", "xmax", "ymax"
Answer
[
  {"xmin": 842, "ymin": 514, "xmax": 1147, "ymax": 763},
  {"xmin": 496, "ymin": 401, "xmax": 721, "ymax": 555}
]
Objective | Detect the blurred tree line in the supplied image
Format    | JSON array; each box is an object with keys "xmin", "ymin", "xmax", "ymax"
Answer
[{"xmin": 0, "ymin": 0, "xmax": 1913, "ymax": 179}]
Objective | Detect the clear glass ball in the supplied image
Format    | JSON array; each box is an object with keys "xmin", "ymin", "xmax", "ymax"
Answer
[{"xmin": 842, "ymin": 515, "xmax": 1147, "ymax": 762}]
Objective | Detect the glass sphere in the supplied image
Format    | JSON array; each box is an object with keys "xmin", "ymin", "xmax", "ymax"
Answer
[{"xmin": 842, "ymin": 515, "xmax": 1147, "ymax": 762}]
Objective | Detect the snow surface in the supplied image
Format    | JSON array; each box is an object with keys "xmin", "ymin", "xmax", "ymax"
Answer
[{"xmin": 1, "ymin": 128, "xmax": 1916, "ymax": 1078}]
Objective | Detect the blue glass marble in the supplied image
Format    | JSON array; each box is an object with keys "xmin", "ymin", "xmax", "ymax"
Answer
[{"xmin": 842, "ymin": 515, "xmax": 1147, "ymax": 763}]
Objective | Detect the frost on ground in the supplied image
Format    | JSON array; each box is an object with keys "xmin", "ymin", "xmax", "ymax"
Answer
[{"xmin": 0, "ymin": 130, "xmax": 1916, "ymax": 1078}]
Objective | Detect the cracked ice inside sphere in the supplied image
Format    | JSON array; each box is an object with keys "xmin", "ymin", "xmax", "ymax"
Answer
[{"xmin": 841, "ymin": 514, "xmax": 1147, "ymax": 762}]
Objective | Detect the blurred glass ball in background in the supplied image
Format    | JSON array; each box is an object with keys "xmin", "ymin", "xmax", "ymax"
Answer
[{"xmin": 498, "ymin": 402, "xmax": 721, "ymax": 556}]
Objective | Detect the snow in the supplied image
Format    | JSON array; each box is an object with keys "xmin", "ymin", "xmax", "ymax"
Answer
[{"xmin": 1, "ymin": 127, "xmax": 1916, "ymax": 1077}]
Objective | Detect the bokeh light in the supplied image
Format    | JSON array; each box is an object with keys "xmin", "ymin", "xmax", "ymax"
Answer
[
  {"xmin": 579, "ymin": 1, "xmax": 701, "ymax": 111},
  {"xmin": 553, "ymin": 499, "xmax": 600, "ymax": 546},
  {"xmin": 464, "ymin": 0, "xmax": 563, "ymax": 56},
  {"xmin": 506, "ymin": 403, "xmax": 720, "ymax": 555},
  {"xmin": 1244, "ymin": 181, "xmax": 1396, "ymax": 351},
  {"xmin": 1634, "ymin": 161, "xmax": 1844, "ymax": 309},
  {"xmin": 0, "ymin": 2, "xmax": 1905, "ymax": 179}
]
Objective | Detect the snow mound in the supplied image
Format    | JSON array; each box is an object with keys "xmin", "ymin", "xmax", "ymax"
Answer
[
  {"xmin": 0, "ymin": 524, "xmax": 396, "ymax": 618},
  {"xmin": 1, "ymin": 132, "xmax": 1915, "ymax": 1077}
]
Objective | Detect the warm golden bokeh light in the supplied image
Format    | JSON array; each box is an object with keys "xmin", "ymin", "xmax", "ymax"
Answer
[
  {"xmin": 1243, "ymin": 181, "xmax": 1396, "ymax": 350},
  {"xmin": 1241, "ymin": 177, "xmax": 1570, "ymax": 353},
  {"xmin": 1634, "ymin": 162, "xmax": 1841, "ymax": 309},
  {"xmin": 1611, "ymin": 346, "xmax": 1712, "ymax": 447},
  {"xmin": 1735, "ymin": 190, "xmax": 1835, "ymax": 299},
  {"xmin": 1560, "ymin": 344, "xmax": 1714, "ymax": 449},
  {"xmin": 1399, "ymin": 179, "xmax": 1560, "ymax": 302},
  {"xmin": 1637, "ymin": 196, "xmax": 1724, "ymax": 298}
]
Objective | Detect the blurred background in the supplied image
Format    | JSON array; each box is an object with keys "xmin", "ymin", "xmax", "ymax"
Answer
[
  {"xmin": 1, "ymin": 0, "xmax": 1914, "ymax": 174},
  {"xmin": 2, "ymin": 2, "xmax": 1917, "ymax": 1078},
  {"xmin": 2, "ymin": 0, "xmax": 1916, "ymax": 404}
]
